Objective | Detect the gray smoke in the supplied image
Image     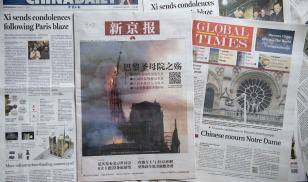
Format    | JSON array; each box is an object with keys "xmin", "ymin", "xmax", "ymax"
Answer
[{"xmin": 82, "ymin": 104, "xmax": 125, "ymax": 147}]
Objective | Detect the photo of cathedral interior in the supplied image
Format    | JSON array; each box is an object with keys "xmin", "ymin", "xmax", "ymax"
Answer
[{"xmin": 203, "ymin": 64, "xmax": 288, "ymax": 127}]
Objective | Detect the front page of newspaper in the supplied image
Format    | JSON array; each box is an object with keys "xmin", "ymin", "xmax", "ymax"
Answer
[
  {"xmin": 1, "ymin": 11, "xmax": 76, "ymax": 182},
  {"xmin": 142, "ymin": 0, "xmax": 290, "ymax": 22},
  {"xmin": 74, "ymin": 11, "xmax": 195, "ymax": 181},
  {"xmin": 193, "ymin": 15, "xmax": 306, "ymax": 182},
  {"xmin": 3, "ymin": 0, "xmax": 139, "ymax": 10}
]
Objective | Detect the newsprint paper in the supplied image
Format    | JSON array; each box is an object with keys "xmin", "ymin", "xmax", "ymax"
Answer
[
  {"xmin": 143, "ymin": 0, "xmax": 292, "ymax": 140},
  {"xmin": 290, "ymin": 0, "xmax": 308, "ymax": 180},
  {"xmin": 74, "ymin": 11, "xmax": 195, "ymax": 181},
  {"xmin": 3, "ymin": 0, "xmax": 139, "ymax": 10},
  {"xmin": 143, "ymin": 0, "xmax": 290, "ymax": 23},
  {"xmin": 193, "ymin": 15, "xmax": 306, "ymax": 182},
  {"xmin": 295, "ymin": 28, "xmax": 308, "ymax": 180},
  {"xmin": 1, "ymin": 11, "xmax": 76, "ymax": 182}
]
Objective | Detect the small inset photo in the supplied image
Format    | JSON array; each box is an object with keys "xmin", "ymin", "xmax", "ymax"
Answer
[
  {"xmin": 117, "ymin": 0, "xmax": 138, "ymax": 5},
  {"xmin": 5, "ymin": 132, "xmax": 18, "ymax": 140},
  {"xmin": 219, "ymin": 0, "xmax": 284, "ymax": 22},
  {"xmin": 28, "ymin": 40, "xmax": 49, "ymax": 60},
  {"xmin": 22, "ymin": 132, "xmax": 34, "ymax": 140}
]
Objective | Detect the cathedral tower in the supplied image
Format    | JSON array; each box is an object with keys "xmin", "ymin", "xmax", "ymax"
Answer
[{"xmin": 171, "ymin": 119, "xmax": 180, "ymax": 153}]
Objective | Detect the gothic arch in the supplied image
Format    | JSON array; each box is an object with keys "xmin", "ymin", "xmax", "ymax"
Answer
[
  {"xmin": 230, "ymin": 70, "xmax": 281, "ymax": 99},
  {"xmin": 207, "ymin": 70, "xmax": 222, "ymax": 95}
]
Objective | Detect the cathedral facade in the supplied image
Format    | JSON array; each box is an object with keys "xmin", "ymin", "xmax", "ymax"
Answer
[
  {"xmin": 203, "ymin": 65, "xmax": 288, "ymax": 127},
  {"xmin": 49, "ymin": 131, "xmax": 72, "ymax": 157}
]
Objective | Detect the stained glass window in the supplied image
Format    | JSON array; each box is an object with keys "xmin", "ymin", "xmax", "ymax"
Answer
[{"xmin": 236, "ymin": 78, "xmax": 272, "ymax": 112}]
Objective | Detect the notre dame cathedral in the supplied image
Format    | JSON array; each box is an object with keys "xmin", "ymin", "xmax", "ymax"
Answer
[
  {"xmin": 99, "ymin": 56, "xmax": 181, "ymax": 155},
  {"xmin": 203, "ymin": 64, "xmax": 287, "ymax": 127}
]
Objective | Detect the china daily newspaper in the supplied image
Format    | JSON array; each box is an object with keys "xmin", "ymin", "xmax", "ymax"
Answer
[
  {"xmin": 1, "ymin": 11, "xmax": 76, "ymax": 182},
  {"xmin": 193, "ymin": 15, "xmax": 306, "ymax": 182},
  {"xmin": 3, "ymin": 0, "xmax": 139, "ymax": 10},
  {"xmin": 74, "ymin": 11, "xmax": 195, "ymax": 181}
]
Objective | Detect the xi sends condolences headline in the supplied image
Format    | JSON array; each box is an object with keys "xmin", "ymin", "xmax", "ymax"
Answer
[{"xmin": 80, "ymin": 40, "xmax": 188, "ymax": 156}]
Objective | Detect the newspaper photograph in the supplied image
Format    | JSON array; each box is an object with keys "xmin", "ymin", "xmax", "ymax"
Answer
[
  {"xmin": 288, "ymin": 131, "xmax": 306, "ymax": 181},
  {"xmin": 1, "ymin": 11, "xmax": 76, "ymax": 182},
  {"xmin": 193, "ymin": 15, "xmax": 306, "ymax": 182},
  {"xmin": 3, "ymin": 0, "xmax": 138, "ymax": 10},
  {"xmin": 218, "ymin": 0, "xmax": 290, "ymax": 22},
  {"xmin": 74, "ymin": 11, "xmax": 195, "ymax": 181}
]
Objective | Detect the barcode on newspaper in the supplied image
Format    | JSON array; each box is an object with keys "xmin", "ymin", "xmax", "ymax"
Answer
[
  {"xmin": 252, "ymin": 167, "xmax": 258, "ymax": 173},
  {"xmin": 169, "ymin": 72, "xmax": 181, "ymax": 84},
  {"xmin": 291, "ymin": 169, "xmax": 298, "ymax": 173}
]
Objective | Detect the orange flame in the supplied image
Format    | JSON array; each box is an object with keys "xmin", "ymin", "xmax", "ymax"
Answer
[
  {"xmin": 106, "ymin": 135, "xmax": 124, "ymax": 145},
  {"xmin": 104, "ymin": 65, "xmax": 117, "ymax": 93},
  {"xmin": 113, "ymin": 136, "xmax": 124, "ymax": 144}
]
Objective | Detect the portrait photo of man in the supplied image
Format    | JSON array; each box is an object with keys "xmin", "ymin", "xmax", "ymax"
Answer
[{"xmin": 270, "ymin": 1, "xmax": 284, "ymax": 22}]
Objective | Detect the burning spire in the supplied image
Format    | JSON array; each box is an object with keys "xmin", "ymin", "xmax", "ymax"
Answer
[{"xmin": 108, "ymin": 49, "xmax": 126, "ymax": 124}]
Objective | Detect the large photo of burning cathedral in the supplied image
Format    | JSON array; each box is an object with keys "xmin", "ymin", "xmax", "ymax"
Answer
[{"xmin": 80, "ymin": 40, "xmax": 188, "ymax": 156}]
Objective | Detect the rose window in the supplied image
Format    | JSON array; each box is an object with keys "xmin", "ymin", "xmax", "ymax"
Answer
[{"xmin": 236, "ymin": 78, "xmax": 272, "ymax": 112}]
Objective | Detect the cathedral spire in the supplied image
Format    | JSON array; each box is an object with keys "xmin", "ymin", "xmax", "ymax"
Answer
[
  {"xmin": 108, "ymin": 49, "xmax": 125, "ymax": 124},
  {"xmin": 175, "ymin": 118, "xmax": 177, "ymax": 129},
  {"xmin": 171, "ymin": 118, "xmax": 180, "ymax": 153},
  {"xmin": 116, "ymin": 50, "xmax": 122, "ymax": 76}
]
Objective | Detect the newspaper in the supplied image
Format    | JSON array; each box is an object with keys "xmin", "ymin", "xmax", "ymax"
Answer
[
  {"xmin": 289, "ymin": 2, "xmax": 308, "ymax": 181},
  {"xmin": 290, "ymin": 1, "xmax": 308, "ymax": 181},
  {"xmin": 296, "ymin": 29, "xmax": 308, "ymax": 181},
  {"xmin": 1, "ymin": 11, "xmax": 76, "ymax": 182},
  {"xmin": 142, "ymin": 0, "xmax": 219, "ymax": 15},
  {"xmin": 288, "ymin": 130, "xmax": 307, "ymax": 182},
  {"xmin": 289, "ymin": 0, "xmax": 308, "ymax": 24},
  {"xmin": 142, "ymin": 0, "xmax": 290, "ymax": 23},
  {"xmin": 1, "ymin": 1, "xmax": 5, "ymax": 181},
  {"xmin": 193, "ymin": 15, "xmax": 306, "ymax": 182},
  {"xmin": 143, "ymin": 0, "xmax": 292, "ymax": 139},
  {"xmin": 3, "ymin": 0, "xmax": 139, "ymax": 10},
  {"xmin": 74, "ymin": 11, "xmax": 195, "ymax": 181}
]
